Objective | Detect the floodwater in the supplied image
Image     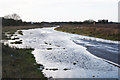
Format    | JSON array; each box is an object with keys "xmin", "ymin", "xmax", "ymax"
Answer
[{"xmin": 5, "ymin": 27, "xmax": 120, "ymax": 78}]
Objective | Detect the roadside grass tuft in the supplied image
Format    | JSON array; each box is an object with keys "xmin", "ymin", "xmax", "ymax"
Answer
[
  {"xmin": 11, "ymin": 41, "xmax": 22, "ymax": 44},
  {"xmin": 63, "ymin": 68, "xmax": 70, "ymax": 71},
  {"xmin": 7, "ymin": 31, "xmax": 15, "ymax": 35},
  {"xmin": 49, "ymin": 68, "xmax": 58, "ymax": 71},
  {"xmin": 47, "ymin": 48, "xmax": 52, "ymax": 50},
  {"xmin": 11, "ymin": 37, "xmax": 19, "ymax": 40},
  {"xmin": 44, "ymin": 42, "xmax": 48, "ymax": 44},
  {"xmin": 18, "ymin": 30, "xmax": 23, "ymax": 35}
]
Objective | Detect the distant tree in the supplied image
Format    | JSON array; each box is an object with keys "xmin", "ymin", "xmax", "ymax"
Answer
[
  {"xmin": 4, "ymin": 13, "xmax": 21, "ymax": 20},
  {"xmin": 83, "ymin": 19, "xmax": 95, "ymax": 23},
  {"xmin": 98, "ymin": 19, "xmax": 108, "ymax": 23}
]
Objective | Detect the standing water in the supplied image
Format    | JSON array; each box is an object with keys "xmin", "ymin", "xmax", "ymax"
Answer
[{"xmin": 5, "ymin": 27, "xmax": 119, "ymax": 78}]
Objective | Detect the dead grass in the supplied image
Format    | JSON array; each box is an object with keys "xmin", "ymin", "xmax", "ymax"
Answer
[
  {"xmin": 55, "ymin": 24, "xmax": 120, "ymax": 41},
  {"xmin": 2, "ymin": 25, "xmax": 52, "ymax": 32}
]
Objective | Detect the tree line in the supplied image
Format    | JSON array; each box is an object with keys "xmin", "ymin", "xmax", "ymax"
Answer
[
  {"xmin": 2, "ymin": 13, "xmax": 38, "ymax": 26},
  {"xmin": 2, "ymin": 13, "xmax": 117, "ymax": 26}
]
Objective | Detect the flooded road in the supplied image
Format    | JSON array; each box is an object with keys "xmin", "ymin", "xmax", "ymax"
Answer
[
  {"xmin": 6, "ymin": 27, "xmax": 119, "ymax": 78},
  {"xmin": 72, "ymin": 37, "xmax": 119, "ymax": 65}
]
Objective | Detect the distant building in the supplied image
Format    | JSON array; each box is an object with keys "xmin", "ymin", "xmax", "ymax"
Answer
[{"xmin": 98, "ymin": 19, "xmax": 108, "ymax": 23}]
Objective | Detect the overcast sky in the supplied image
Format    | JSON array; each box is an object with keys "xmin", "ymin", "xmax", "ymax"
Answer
[{"xmin": 0, "ymin": 0, "xmax": 119, "ymax": 22}]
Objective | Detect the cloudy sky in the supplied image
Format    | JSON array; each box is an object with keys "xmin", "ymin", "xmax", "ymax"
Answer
[{"xmin": 0, "ymin": 0, "xmax": 119, "ymax": 22}]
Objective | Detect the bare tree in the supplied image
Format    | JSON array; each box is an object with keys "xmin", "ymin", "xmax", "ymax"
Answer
[{"xmin": 4, "ymin": 13, "xmax": 21, "ymax": 20}]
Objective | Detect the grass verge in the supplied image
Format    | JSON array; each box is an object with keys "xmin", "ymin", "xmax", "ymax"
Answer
[
  {"xmin": 2, "ymin": 26, "xmax": 48, "ymax": 79},
  {"xmin": 2, "ymin": 44, "xmax": 47, "ymax": 79}
]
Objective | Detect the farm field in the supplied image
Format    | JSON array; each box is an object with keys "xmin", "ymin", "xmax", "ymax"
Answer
[{"xmin": 55, "ymin": 24, "xmax": 120, "ymax": 41}]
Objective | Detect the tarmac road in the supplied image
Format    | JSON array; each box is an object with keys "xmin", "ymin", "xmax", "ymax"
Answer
[{"xmin": 73, "ymin": 39, "xmax": 120, "ymax": 66}]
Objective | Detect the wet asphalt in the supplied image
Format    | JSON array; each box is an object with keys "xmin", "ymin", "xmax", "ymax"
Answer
[{"xmin": 73, "ymin": 39, "xmax": 120, "ymax": 65}]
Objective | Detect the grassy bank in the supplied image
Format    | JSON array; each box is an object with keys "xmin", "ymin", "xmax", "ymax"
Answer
[
  {"xmin": 2, "ymin": 44, "xmax": 47, "ymax": 79},
  {"xmin": 55, "ymin": 24, "xmax": 120, "ymax": 41},
  {"xmin": 2, "ymin": 26, "xmax": 48, "ymax": 79}
]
